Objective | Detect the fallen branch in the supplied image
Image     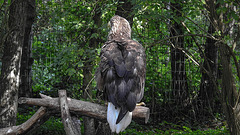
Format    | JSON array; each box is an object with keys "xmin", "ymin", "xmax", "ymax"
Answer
[{"xmin": 0, "ymin": 106, "xmax": 47, "ymax": 135}]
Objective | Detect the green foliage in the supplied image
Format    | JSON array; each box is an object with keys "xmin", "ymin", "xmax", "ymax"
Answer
[
  {"xmin": 30, "ymin": 117, "xmax": 65, "ymax": 135},
  {"xmin": 17, "ymin": 110, "xmax": 36, "ymax": 125}
]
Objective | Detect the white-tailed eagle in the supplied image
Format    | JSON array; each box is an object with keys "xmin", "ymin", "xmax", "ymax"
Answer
[{"xmin": 95, "ymin": 15, "xmax": 146, "ymax": 133}]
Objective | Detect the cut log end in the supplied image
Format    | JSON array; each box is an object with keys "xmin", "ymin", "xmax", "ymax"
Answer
[
  {"xmin": 132, "ymin": 106, "xmax": 150, "ymax": 123},
  {"xmin": 18, "ymin": 97, "xmax": 27, "ymax": 104}
]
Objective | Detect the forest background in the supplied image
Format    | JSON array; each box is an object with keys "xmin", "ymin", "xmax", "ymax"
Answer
[{"xmin": 0, "ymin": 0, "xmax": 240, "ymax": 134}]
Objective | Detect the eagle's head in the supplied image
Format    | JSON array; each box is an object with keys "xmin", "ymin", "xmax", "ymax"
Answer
[{"xmin": 108, "ymin": 15, "xmax": 131, "ymax": 40}]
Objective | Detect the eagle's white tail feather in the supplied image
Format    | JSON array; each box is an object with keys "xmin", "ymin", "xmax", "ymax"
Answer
[
  {"xmin": 107, "ymin": 102, "xmax": 132, "ymax": 133},
  {"xmin": 107, "ymin": 102, "xmax": 118, "ymax": 132},
  {"xmin": 116, "ymin": 111, "xmax": 132, "ymax": 133}
]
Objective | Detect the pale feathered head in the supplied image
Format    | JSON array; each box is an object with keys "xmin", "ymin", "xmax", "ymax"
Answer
[{"xmin": 108, "ymin": 15, "xmax": 131, "ymax": 40}]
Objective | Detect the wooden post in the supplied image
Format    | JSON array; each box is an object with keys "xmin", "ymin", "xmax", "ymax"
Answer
[{"xmin": 59, "ymin": 90, "xmax": 81, "ymax": 135}]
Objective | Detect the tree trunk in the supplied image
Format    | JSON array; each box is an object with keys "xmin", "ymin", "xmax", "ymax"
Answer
[
  {"xmin": 170, "ymin": 1, "xmax": 189, "ymax": 106},
  {"xmin": 82, "ymin": 70, "xmax": 95, "ymax": 134},
  {"xmin": 19, "ymin": 0, "xmax": 35, "ymax": 98},
  {"xmin": 0, "ymin": 1, "xmax": 9, "ymax": 58},
  {"xmin": 199, "ymin": 23, "xmax": 218, "ymax": 115},
  {"xmin": 0, "ymin": 0, "xmax": 35, "ymax": 128},
  {"xmin": 115, "ymin": 0, "xmax": 134, "ymax": 27},
  {"xmin": 82, "ymin": 3, "xmax": 102, "ymax": 135},
  {"xmin": 219, "ymin": 43, "xmax": 238, "ymax": 135}
]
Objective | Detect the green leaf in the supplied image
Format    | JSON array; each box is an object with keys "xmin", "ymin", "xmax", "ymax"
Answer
[
  {"xmin": 231, "ymin": 11, "xmax": 239, "ymax": 21},
  {"xmin": 0, "ymin": 0, "xmax": 4, "ymax": 4},
  {"xmin": 201, "ymin": 0, "xmax": 206, "ymax": 4},
  {"xmin": 66, "ymin": 68, "xmax": 76, "ymax": 76},
  {"xmin": 90, "ymin": 33, "xmax": 98, "ymax": 39}
]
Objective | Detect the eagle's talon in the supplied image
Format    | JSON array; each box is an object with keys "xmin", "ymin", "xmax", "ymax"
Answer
[{"xmin": 137, "ymin": 102, "xmax": 146, "ymax": 106}]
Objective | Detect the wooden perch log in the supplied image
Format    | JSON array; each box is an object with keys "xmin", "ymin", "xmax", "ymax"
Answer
[{"xmin": 18, "ymin": 94, "xmax": 150, "ymax": 123}]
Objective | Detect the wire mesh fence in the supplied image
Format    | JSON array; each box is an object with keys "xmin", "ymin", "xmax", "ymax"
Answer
[{"xmin": 31, "ymin": 0, "xmax": 216, "ymax": 123}]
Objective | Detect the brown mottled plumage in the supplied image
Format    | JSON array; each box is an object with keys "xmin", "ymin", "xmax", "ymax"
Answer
[{"xmin": 95, "ymin": 15, "xmax": 146, "ymax": 133}]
